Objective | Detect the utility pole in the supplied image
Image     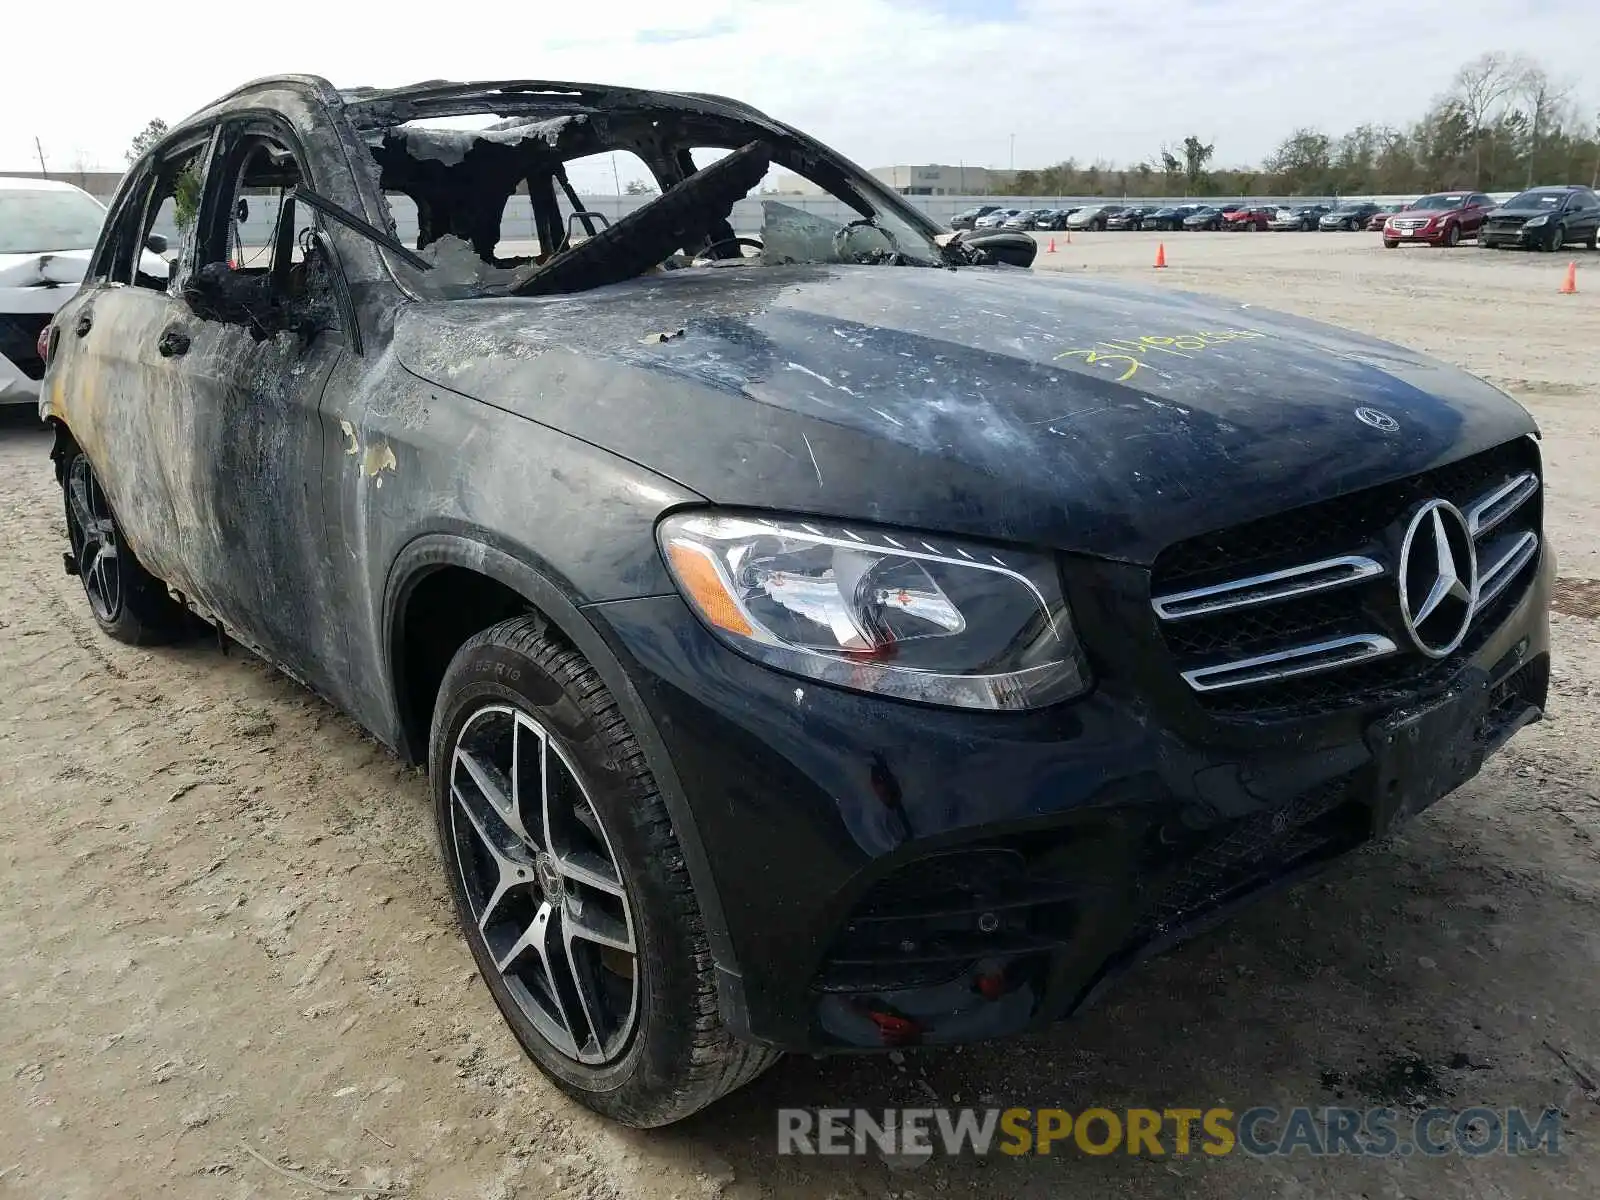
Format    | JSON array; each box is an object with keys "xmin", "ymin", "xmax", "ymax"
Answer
[
  {"xmin": 1009, "ymin": 134, "xmax": 1015, "ymax": 173},
  {"xmin": 34, "ymin": 136, "xmax": 48, "ymax": 178}
]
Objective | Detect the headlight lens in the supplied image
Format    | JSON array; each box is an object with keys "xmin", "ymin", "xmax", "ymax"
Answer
[
  {"xmin": 658, "ymin": 512, "xmax": 1090, "ymax": 710},
  {"xmin": 1524, "ymin": 214, "xmax": 1549, "ymax": 227}
]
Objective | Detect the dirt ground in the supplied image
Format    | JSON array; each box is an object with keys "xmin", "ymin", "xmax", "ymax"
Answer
[{"xmin": 2, "ymin": 231, "xmax": 1598, "ymax": 1199}]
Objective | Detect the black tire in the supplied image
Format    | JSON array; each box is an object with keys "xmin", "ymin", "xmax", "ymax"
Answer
[
  {"xmin": 60, "ymin": 446, "xmax": 185, "ymax": 645},
  {"xmin": 1384, "ymin": 239, "xmax": 1399, "ymax": 249},
  {"xmin": 1544, "ymin": 225, "xmax": 1564, "ymax": 252},
  {"xmin": 1585, "ymin": 228, "xmax": 1597, "ymax": 250},
  {"xmin": 1444, "ymin": 222, "xmax": 1461, "ymax": 248},
  {"xmin": 430, "ymin": 615, "xmax": 780, "ymax": 1127}
]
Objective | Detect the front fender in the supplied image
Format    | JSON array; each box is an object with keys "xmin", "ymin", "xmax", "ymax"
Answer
[{"xmin": 380, "ymin": 533, "xmax": 749, "ymax": 1029}]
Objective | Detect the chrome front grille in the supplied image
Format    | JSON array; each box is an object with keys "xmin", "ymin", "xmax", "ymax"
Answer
[{"xmin": 1150, "ymin": 439, "xmax": 1542, "ymax": 715}]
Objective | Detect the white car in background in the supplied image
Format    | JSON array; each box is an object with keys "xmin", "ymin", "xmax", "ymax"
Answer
[{"xmin": 0, "ymin": 177, "xmax": 169, "ymax": 406}]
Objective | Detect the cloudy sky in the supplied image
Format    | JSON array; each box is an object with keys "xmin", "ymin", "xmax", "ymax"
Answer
[{"xmin": 3, "ymin": 0, "xmax": 1594, "ymax": 185}]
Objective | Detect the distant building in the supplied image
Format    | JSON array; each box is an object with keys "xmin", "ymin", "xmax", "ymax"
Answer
[{"xmin": 869, "ymin": 165, "xmax": 1016, "ymax": 196}]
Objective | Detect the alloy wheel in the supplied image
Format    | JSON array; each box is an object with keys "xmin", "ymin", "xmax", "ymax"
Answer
[
  {"xmin": 449, "ymin": 704, "xmax": 639, "ymax": 1065},
  {"xmin": 66, "ymin": 456, "xmax": 121, "ymax": 623}
]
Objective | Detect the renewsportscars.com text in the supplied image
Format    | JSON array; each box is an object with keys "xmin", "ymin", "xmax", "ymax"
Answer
[{"xmin": 777, "ymin": 1106, "xmax": 1563, "ymax": 1159}]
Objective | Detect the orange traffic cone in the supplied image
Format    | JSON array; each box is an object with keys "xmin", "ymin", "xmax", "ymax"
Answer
[
  {"xmin": 1154, "ymin": 243, "xmax": 1167, "ymax": 269},
  {"xmin": 1560, "ymin": 261, "xmax": 1577, "ymax": 294},
  {"xmin": 1047, "ymin": 237, "xmax": 1057, "ymax": 254}
]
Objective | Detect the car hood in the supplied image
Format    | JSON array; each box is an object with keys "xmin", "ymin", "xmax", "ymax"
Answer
[
  {"xmin": 0, "ymin": 247, "xmax": 168, "ymax": 290},
  {"xmin": 395, "ymin": 264, "xmax": 1536, "ymax": 564},
  {"xmin": 0, "ymin": 248, "xmax": 93, "ymax": 288},
  {"xmin": 1488, "ymin": 206, "xmax": 1555, "ymax": 220}
]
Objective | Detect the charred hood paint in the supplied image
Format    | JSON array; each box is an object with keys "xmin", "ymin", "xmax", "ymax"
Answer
[{"xmin": 394, "ymin": 264, "xmax": 1535, "ymax": 562}]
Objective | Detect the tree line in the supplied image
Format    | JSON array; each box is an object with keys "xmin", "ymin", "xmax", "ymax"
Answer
[{"xmin": 1009, "ymin": 53, "xmax": 1599, "ymax": 199}]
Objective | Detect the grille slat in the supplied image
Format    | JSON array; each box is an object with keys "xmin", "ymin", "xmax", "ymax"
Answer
[{"xmin": 1151, "ymin": 440, "xmax": 1542, "ymax": 716}]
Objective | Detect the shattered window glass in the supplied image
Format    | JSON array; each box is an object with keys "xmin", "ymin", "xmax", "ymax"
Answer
[{"xmin": 127, "ymin": 146, "xmax": 206, "ymax": 291}]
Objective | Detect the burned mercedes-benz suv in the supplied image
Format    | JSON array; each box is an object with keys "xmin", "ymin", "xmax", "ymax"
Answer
[{"xmin": 39, "ymin": 74, "xmax": 1550, "ymax": 1127}]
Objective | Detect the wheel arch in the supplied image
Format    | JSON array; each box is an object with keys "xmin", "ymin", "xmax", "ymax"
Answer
[
  {"xmin": 47, "ymin": 417, "xmax": 78, "ymax": 486},
  {"xmin": 382, "ymin": 533, "xmax": 743, "ymax": 1006}
]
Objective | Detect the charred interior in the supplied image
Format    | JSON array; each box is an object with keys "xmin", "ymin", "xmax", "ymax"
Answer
[{"xmin": 331, "ymin": 82, "xmax": 989, "ymax": 297}]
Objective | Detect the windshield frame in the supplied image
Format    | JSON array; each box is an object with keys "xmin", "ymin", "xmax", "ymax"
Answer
[
  {"xmin": 0, "ymin": 186, "xmax": 108, "ymax": 255},
  {"xmin": 342, "ymin": 83, "xmax": 951, "ymax": 299}
]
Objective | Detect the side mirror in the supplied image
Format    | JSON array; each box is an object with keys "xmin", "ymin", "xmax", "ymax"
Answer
[
  {"xmin": 145, "ymin": 232, "xmax": 169, "ymax": 254},
  {"xmin": 956, "ymin": 230, "xmax": 1038, "ymax": 269}
]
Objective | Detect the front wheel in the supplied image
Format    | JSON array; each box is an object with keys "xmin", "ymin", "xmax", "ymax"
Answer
[
  {"xmin": 61, "ymin": 448, "xmax": 185, "ymax": 645},
  {"xmin": 1444, "ymin": 223, "xmax": 1461, "ymax": 248},
  {"xmin": 430, "ymin": 616, "xmax": 780, "ymax": 1127},
  {"xmin": 1384, "ymin": 239, "xmax": 1399, "ymax": 249},
  {"xmin": 1544, "ymin": 225, "xmax": 1564, "ymax": 252}
]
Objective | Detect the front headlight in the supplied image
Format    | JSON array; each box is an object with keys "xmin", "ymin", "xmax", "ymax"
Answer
[
  {"xmin": 1524, "ymin": 215, "xmax": 1549, "ymax": 227},
  {"xmin": 658, "ymin": 512, "xmax": 1090, "ymax": 710}
]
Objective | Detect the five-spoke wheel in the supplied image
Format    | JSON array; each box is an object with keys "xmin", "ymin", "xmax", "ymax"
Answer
[
  {"xmin": 65, "ymin": 455, "xmax": 122, "ymax": 624},
  {"xmin": 430, "ymin": 616, "xmax": 781, "ymax": 1126},
  {"xmin": 58, "ymin": 447, "xmax": 184, "ymax": 644},
  {"xmin": 448, "ymin": 704, "xmax": 638, "ymax": 1065}
]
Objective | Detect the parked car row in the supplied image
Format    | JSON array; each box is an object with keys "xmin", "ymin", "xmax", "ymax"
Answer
[{"xmin": 949, "ymin": 188, "xmax": 1600, "ymax": 251}]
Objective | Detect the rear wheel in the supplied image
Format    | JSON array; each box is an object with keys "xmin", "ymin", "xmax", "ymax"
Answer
[
  {"xmin": 61, "ymin": 448, "xmax": 185, "ymax": 645},
  {"xmin": 431, "ymin": 616, "xmax": 780, "ymax": 1127}
]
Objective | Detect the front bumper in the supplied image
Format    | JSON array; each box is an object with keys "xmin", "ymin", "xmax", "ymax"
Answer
[
  {"xmin": 0, "ymin": 356, "xmax": 42, "ymax": 404},
  {"xmin": 1385, "ymin": 225, "xmax": 1443, "ymax": 243},
  {"xmin": 588, "ymin": 545, "xmax": 1552, "ymax": 1054},
  {"xmin": 2, "ymin": 295, "xmax": 69, "ymax": 405},
  {"xmin": 1481, "ymin": 224, "xmax": 1539, "ymax": 247}
]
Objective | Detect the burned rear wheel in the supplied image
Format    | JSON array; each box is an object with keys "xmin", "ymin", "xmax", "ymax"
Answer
[
  {"xmin": 61, "ymin": 448, "xmax": 184, "ymax": 645},
  {"xmin": 430, "ymin": 615, "xmax": 780, "ymax": 1126}
]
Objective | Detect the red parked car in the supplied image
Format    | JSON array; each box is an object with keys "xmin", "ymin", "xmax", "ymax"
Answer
[
  {"xmin": 1382, "ymin": 192, "xmax": 1497, "ymax": 247},
  {"xmin": 1366, "ymin": 204, "xmax": 1402, "ymax": 230},
  {"xmin": 1222, "ymin": 205, "xmax": 1275, "ymax": 231}
]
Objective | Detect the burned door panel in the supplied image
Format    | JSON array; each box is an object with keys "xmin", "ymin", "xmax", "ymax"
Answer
[
  {"xmin": 156, "ymin": 312, "xmax": 348, "ymax": 693},
  {"xmin": 51, "ymin": 285, "xmax": 194, "ymax": 593}
]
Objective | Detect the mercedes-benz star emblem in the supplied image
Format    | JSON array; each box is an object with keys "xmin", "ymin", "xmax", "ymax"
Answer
[
  {"xmin": 1355, "ymin": 407, "xmax": 1400, "ymax": 432},
  {"xmin": 1398, "ymin": 500, "xmax": 1477, "ymax": 658},
  {"xmin": 534, "ymin": 853, "xmax": 565, "ymax": 904}
]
